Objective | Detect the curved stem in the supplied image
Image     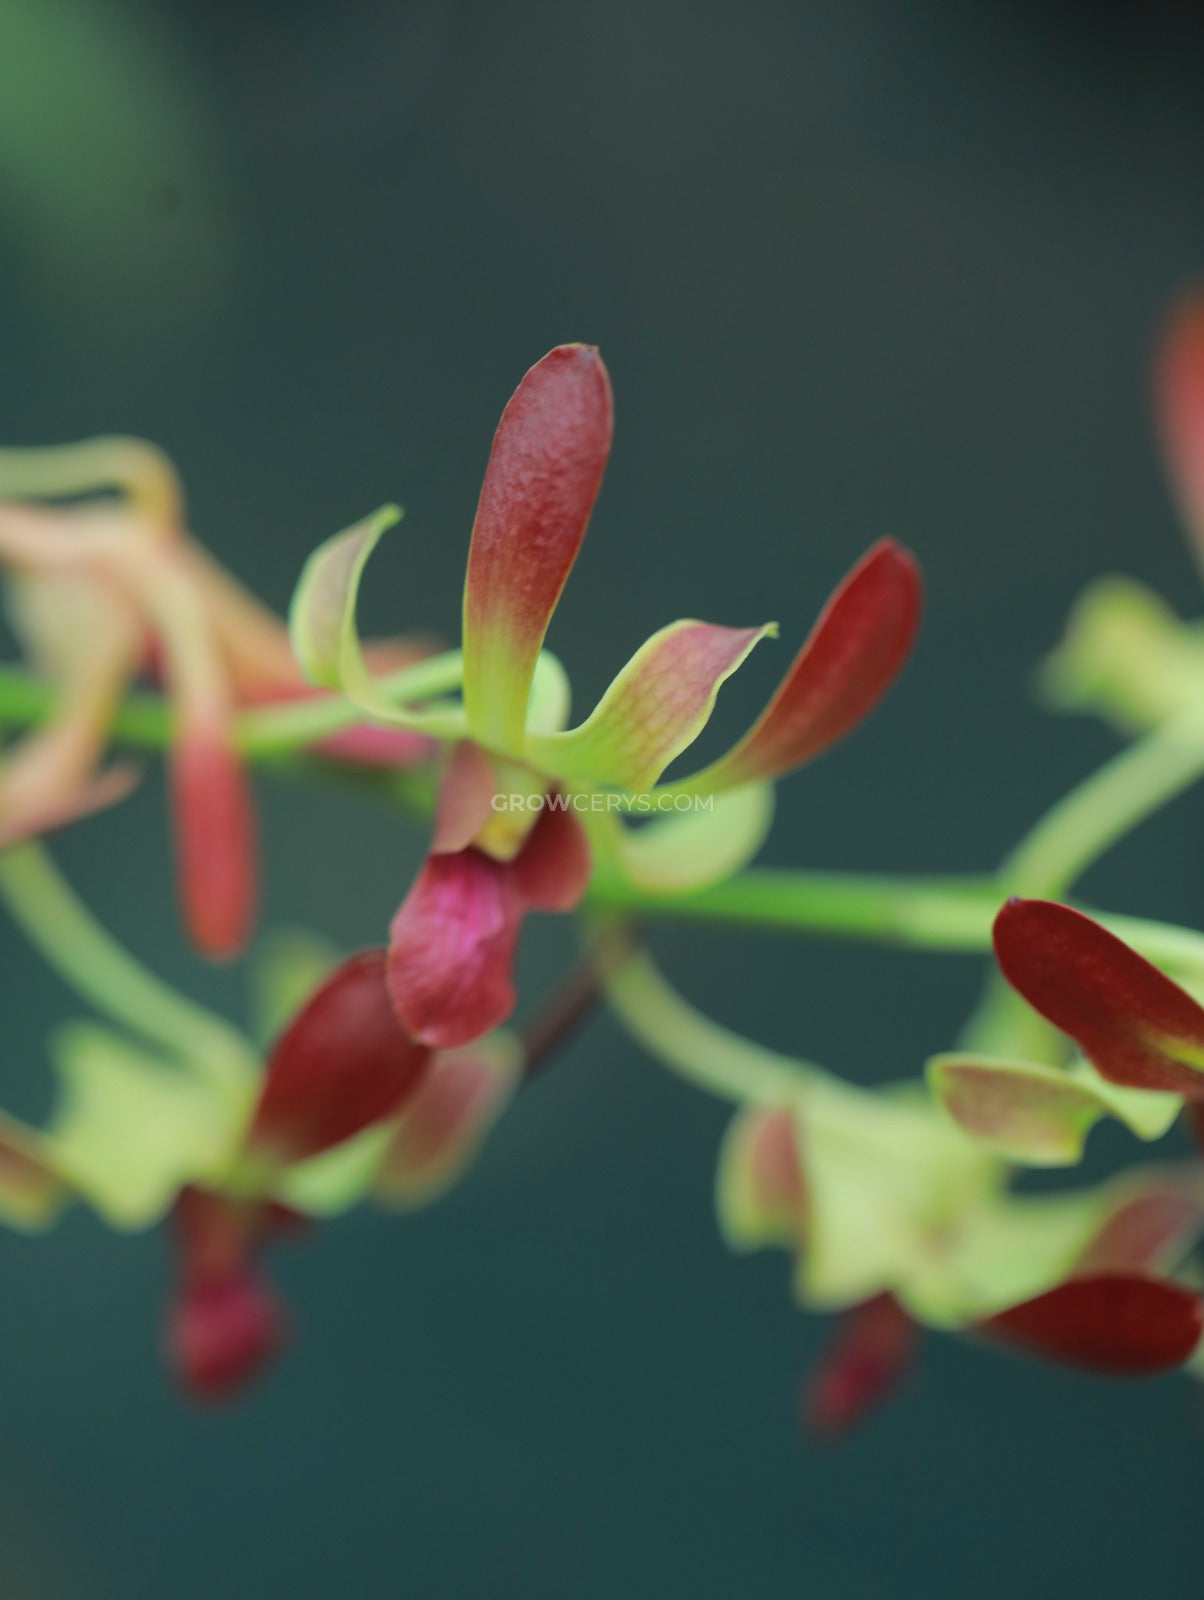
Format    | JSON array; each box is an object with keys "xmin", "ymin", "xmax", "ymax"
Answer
[
  {"xmin": 1002, "ymin": 714, "xmax": 1204, "ymax": 898},
  {"xmin": 0, "ymin": 843, "xmax": 257, "ymax": 1091}
]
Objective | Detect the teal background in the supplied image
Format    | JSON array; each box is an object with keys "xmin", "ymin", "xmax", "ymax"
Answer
[{"xmin": 0, "ymin": 1, "xmax": 1202, "ymax": 1594}]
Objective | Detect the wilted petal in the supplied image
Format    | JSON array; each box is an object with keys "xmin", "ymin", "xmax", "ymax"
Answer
[
  {"xmin": 993, "ymin": 899, "xmax": 1204, "ymax": 1098},
  {"xmin": 528, "ymin": 620, "xmax": 772, "ymax": 791},
  {"xmin": 247, "ymin": 950, "xmax": 430, "ymax": 1164},
  {"xmin": 389, "ymin": 848, "xmax": 524, "ymax": 1048},
  {"xmin": 803, "ymin": 1295, "xmax": 916, "ymax": 1436},
  {"xmin": 981, "ymin": 1273, "xmax": 1203, "ymax": 1374},
  {"xmin": 1155, "ymin": 291, "xmax": 1204, "ymax": 563},
  {"xmin": 671, "ymin": 540, "xmax": 921, "ymax": 793},
  {"xmin": 377, "ymin": 1035, "xmax": 521, "ymax": 1208},
  {"xmin": 510, "ymin": 802, "xmax": 592, "ymax": 911},
  {"xmin": 462, "ymin": 345, "xmax": 613, "ymax": 752}
]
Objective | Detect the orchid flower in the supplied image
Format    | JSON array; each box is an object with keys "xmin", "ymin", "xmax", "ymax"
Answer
[
  {"xmin": 0, "ymin": 935, "xmax": 520, "ymax": 1401},
  {"xmin": 290, "ymin": 344, "xmax": 922, "ymax": 1048},
  {"xmin": 0, "ymin": 438, "xmax": 435, "ymax": 958},
  {"xmin": 603, "ymin": 939, "xmax": 1204, "ymax": 1435}
]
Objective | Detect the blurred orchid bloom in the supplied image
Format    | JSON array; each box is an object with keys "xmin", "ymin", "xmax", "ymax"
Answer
[
  {"xmin": 0, "ymin": 438, "xmax": 435, "ymax": 957},
  {"xmin": 721, "ymin": 1096, "xmax": 1204, "ymax": 1434},
  {"xmin": 0, "ymin": 940, "xmax": 520, "ymax": 1400},
  {"xmin": 291, "ymin": 344, "xmax": 922, "ymax": 1047}
]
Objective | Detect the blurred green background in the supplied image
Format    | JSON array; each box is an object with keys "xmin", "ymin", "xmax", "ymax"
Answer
[{"xmin": 1, "ymin": 1, "xmax": 1203, "ymax": 1595}]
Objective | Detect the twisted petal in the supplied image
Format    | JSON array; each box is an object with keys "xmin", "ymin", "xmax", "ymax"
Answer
[
  {"xmin": 993, "ymin": 898, "xmax": 1204, "ymax": 1098},
  {"xmin": 288, "ymin": 507, "xmax": 465, "ymax": 737},
  {"xmin": 1074, "ymin": 1172, "xmax": 1204, "ymax": 1276},
  {"xmin": 462, "ymin": 345, "xmax": 613, "ymax": 752},
  {"xmin": 669, "ymin": 540, "xmax": 921, "ymax": 794},
  {"xmin": 928, "ymin": 1052, "xmax": 1181, "ymax": 1166},
  {"xmin": 247, "ymin": 950, "xmax": 430, "ymax": 1164},
  {"xmin": 981, "ymin": 1274, "xmax": 1203, "ymax": 1375},
  {"xmin": 716, "ymin": 1103, "xmax": 805, "ymax": 1252},
  {"xmin": 528, "ymin": 620, "xmax": 773, "ymax": 791}
]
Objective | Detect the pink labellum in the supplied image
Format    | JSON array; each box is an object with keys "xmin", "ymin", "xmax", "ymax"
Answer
[
  {"xmin": 982, "ymin": 1273, "xmax": 1203, "ymax": 1375},
  {"xmin": 170, "ymin": 722, "xmax": 258, "ymax": 960},
  {"xmin": 993, "ymin": 898, "xmax": 1204, "ymax": 1097},
  {"xmin": 248, "ymin": 950, "xmax": 431, "ymax": 1164},
  {"xmin": 463, "ymin": 344, "xmax": 614, "ymax": 748},
  {"xmin": 696, "ymin": 540, "xmax": 922, "ymax": 789},
  {"xmin": 389, "ymin": 849, "xmax": 524, "ymax": 1049},
  {"xmin": 1155, "ymin": 292, "xmax": 1204, "ymax": 557},
  {"xmin": 803, "ymin": 1295, "xmax": 916, "ymax": 1436}
]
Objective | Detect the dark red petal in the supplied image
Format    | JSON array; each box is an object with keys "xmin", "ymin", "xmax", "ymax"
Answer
[
  {"xmin": 166, "ymin": 1264, "xmax": 287, "ymax": 1403},
  {"xmin": 1155, "ymin": 291, "xmax": 1204, "ymax": 557},
  {"xmin": 802, "ymin": 1295, "xmax": 916, "ymax": 1436},
  {"xmin": 511, "ymin": 802, "xmax": 592, "ymax": 912},
  {"xmin": 993, "ymin": 898, "xmax": 1204, "ymax": 1097},
  {"xmin": 388, "ymin": 849, "xmax": 524, "ymax": 1049},
  {"xmin": 247, "ymin": 950, "xmax": 430, "ymax": 1163},
  {"xmin": 982, "ymin": 1274, "xmax": 1203, "ymax": 1375},
  {"xmin": 705, "ymin": 540, "xmax": 922, "ymax": 788},
  {"xmin": 170, "ymin": 725, "xmax": 258, "ymax": 960}
]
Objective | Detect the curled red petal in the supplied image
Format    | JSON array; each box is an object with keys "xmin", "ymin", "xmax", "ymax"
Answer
[
  {"xmin": 247, "ymin": 950, "xmax": 431, "ymax": 1163},
  {"xmin": 388, "ymin": 849, "xmax": 524, "ymax": 1049},
  {"xmin": 1155, "ymin": 291, "xmax": 1204, "ymax": 559},
  {"xmin": 463, "ymin": 344, "xmax": 614, "ymax": 749},
  {"xmin": 702, "ymin": 540, "xmax": 922, "ymax": 788},
  {"xmin": 802, "ymin": 1294, "xmax": 916, "ymax": 1436},
  {"xmin": 170, "ymin": 723, "xmax": 257, "ymax": 959},
  {"xmin": 511, "ymin": 802, "xmax": 592, "ymax": 912},
  {"xmin": 982, "ymin": 1274, "xmax": 1203, "ymax": 1375},
  {"xmin": 993, "ymin": 898, "xmax": 1204, "ymax": 1097},
  {"xmin": 166, "ymin": 1263, "xmax": 287, "ymax": 1403}
]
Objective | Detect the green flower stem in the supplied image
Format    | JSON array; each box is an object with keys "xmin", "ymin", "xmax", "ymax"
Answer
[
  {"xmin": 0, "ymin": 843, "xmax": 257, "ymax": 1091},
  {"xmin": 587, "ymin": 867, "xmax": 1204, "ymax": 978},
  {"xmin": 0, "ymin": 651, "xmax": 467, "ymax": 760},
  {"xmin": 1002, "ymin": 713, "xmax": 1204, "ymax": 898}
]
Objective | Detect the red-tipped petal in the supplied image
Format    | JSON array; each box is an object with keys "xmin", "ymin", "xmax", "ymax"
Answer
[
  {"xmin": 432, "ymin": 742, "xmax": 498, "ymax": 855},
  {"xmin": 993, "ymin": 898, "xmax": 1204, "ymax": 1097},
  {"xmin": 982, "ymin": 1273, "xmax": 1203, "ymax": 1375},
  {"xmin": 462, "ymin": 345, "xmax": 614, "ymax": 750},
  {"xmin": 247, "ymin": 950, "xmax": 430, "ymax": 1164},
  {"xmin": 170, "ymin": 725, "xmax": 257, "ymax": 959},
  {"xmin": 692, "ymin": 540, "xmax": 922, "ymax": 790},
  {"xmin": 803, "ymin": 1295, "xmax": 916, "ymax": 1436},
  {"xmin": 1155, "ymin": 292, "xmax": 1204, "ymax": 558},
  {"xmin": 388, "ymin": 849, "xmax": 525, "ymax": 1049},
  {"xmin": 167, "ymin": 1264, "xmax": 287, "ymax": 1403},
  {"xmin": 511, "ymin": 802, "xmax": 592, "ymax": 912}
]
